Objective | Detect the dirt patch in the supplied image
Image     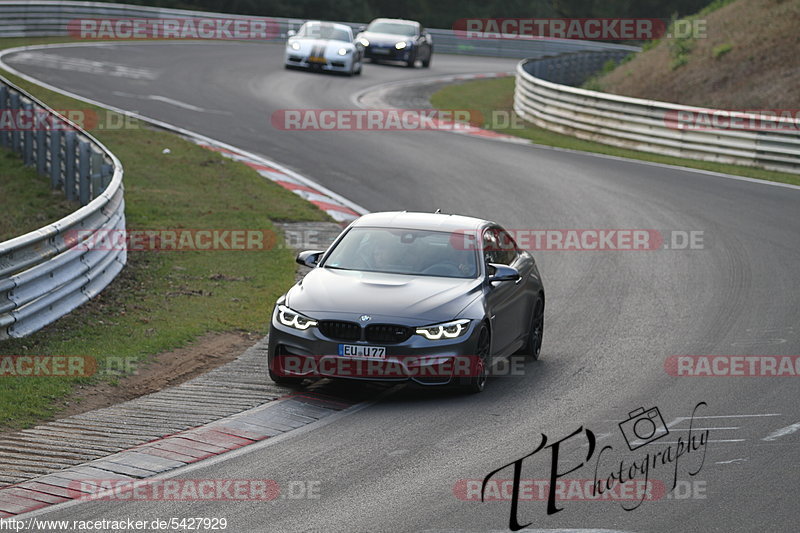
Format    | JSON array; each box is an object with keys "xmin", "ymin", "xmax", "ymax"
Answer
[
  {"xmin": 596, "ymin": 0, "xmax": 800, "ymax": 109},
  {"xmin": 56, "ymin": 331, "xmax": 260, "ymax": 419}
]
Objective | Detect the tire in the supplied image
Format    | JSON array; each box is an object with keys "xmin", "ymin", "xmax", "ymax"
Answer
[
  {"xmin": 269, "ymin": 354, "xmax": 305, "ymax": 386},
  {"xmin": 517, "ymin": 297, "xmax": 544, "ymax": 360},
  {"xmin": 422, "ymin": 48, "xmax": 432, "ymax": 68},
  {"xmin": 269, "ymin": 368, "xmax": 304, "ymax": 387},
  {"xmin": 355, "ymin": 57, "xmax": 363, "ymax": 75},
  {"xmin": 462, "ymin": 326, "xmax": 490, "ymax": 393},
  {"xmin": 406, "ymin": 49, "xmax": 417, "ymax": 68}
]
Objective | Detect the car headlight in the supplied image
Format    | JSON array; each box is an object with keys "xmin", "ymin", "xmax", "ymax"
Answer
[
  {"xmin": 395, "ymin": 41, "xmax": 407, "ymax": 50},
  {"xmin": 289, "ymin": 42, "xmax": 300, "ymax": 51},
  {"xmin": 277, "ymin": 305, "xmax": 318, "ymax": 330},
  {"xmin": 415, "ymin": 319, "xmax": 471, "ymax": 340},
  {"xmin": 358, "ymin": 38, "xmax": 369, "ymax": 47},
  {"xmin": 338, "ymin": 47, "xmax": 349, "ymax": 56}
]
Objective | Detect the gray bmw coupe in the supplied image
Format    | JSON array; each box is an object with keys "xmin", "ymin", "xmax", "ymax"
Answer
[{"xmin": 267, "ymin": 211, "xmax": 544, "ymax": 392}]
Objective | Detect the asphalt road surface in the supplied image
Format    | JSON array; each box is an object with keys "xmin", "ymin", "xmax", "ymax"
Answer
[{"xmin": 4, "ymin": 42, "xmax": 799, "ymax": 533}]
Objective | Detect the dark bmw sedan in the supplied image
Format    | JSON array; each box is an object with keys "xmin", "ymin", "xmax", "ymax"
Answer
[
  {"xmin": 356, "ymin": 18, "xmax": 432, "ymax": 67},
  {"xmin": 267, "ymin": 212, "xmax": 544, "ymax": 392}
]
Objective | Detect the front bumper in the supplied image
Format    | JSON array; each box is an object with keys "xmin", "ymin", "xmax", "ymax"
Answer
[
  {"xmin": 284, "ymin": 53, "xmax": 354, "ymax": 72},
  {"xmin": 363, "ymin": 44, "xmax": 413, "ymax": 61},
  {"xmin": 267, "ymin": 311, "xmax": 482, "ymax": 386}
]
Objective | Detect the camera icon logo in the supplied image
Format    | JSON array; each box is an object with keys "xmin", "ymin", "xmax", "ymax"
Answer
[{"xmin": 619, "ymin": 406, "xmax": 669, "ymax": 451}]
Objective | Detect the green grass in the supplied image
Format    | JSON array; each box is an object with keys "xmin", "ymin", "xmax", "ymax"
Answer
[
  {"xmin": 0, "ymin": 37, "xmax": 330, "ymax": 430},
  {"xmin": 0, "ymin": 151, "xmax": 79, "ymax": 241},
  {"xmin": 712, "ymin": 43, "xmax": 733, "ymax": 59},
  {"xmin": 430, "ymin": 77, "xmax": 800, "ymax": 187}
]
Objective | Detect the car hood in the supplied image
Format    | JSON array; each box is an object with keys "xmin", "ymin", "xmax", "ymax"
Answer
[
  {"xmin": 360, "ymin": 31, "xmax": 411, "ymax": 45},
  {"xmin": 288, "ymin": 38, "xmax": 353, "ymax": 53},
  {"xmin": 286, "ymin": 267, "xmax": 482, "ymax": 324}
]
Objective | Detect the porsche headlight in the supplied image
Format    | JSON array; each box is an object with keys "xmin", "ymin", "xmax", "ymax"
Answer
[
  {"xmin": 395, "ymin": 41, "xmax": 407, "ymax": 50},
  {"xmin": 277, "ymin": 305, "xmax": 318, "ymax": 330},
  {"xmin": 338, "ymin": 47, "xmax": 349, "ymax": 56},
  {"xmin": 415, "ymin": 319, "xmax": 471, "ymax": 340},
  {"xmin": 358, "ymin": 38, "xmax": 369, "ymax": 47},
  {"xmin": 289, "ymin": 41, "xmax": 300, "ymax": 51}
]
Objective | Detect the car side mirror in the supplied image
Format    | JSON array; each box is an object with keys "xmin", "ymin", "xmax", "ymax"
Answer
[
  {"xmin": 296, "ymin": 250, "xmax": 324, "ymax": 267},
  {"xmin": 358, "ymin": 25, "xmax": 367, "ymax": 32},
  {"xmin": 286, "ymin": 29, "xmax": 296, "ymax": 37},
  {"xmin": 487, "ymin": 263, "xmax": 520, "ymax": 283}
]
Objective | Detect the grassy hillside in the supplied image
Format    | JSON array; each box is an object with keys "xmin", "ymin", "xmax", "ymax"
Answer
[{"xmin": 594, "ymin": 0, "xmax": 800, "ymax": 109}]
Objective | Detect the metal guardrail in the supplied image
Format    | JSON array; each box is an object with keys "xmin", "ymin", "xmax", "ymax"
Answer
[
  {"xmin": 0, "ymin": 75, "xmax": 125, "ymax": 339},
  {"xmin": 514, "ymin": 54, "xmax": 800, "ymax": 175},
  {"xmin": 0, "ymin": 1, "xmax": 639, "ymax": 58}
]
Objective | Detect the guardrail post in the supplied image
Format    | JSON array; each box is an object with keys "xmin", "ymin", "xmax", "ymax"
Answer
[
  {"xmin": 9, "ymin": 92, "xmax": 20, "ymax": 154},
  {"xmin": 78, "ymin": 139, "xmax": 91, "ymax": 205},
  {"xmin": 64, "ymin": 131, "xmax": 76, "ymax": 201},
  {"xmin": 0, "ymin": 85, "xmax": 8, "ymax": 148},
  {"xmin": 22, "ymin": 102, "xmax": 34, "ymax": 165},
  {"xmin": 101, "ymin": 162, "xmax": 113, "ymax": 189},
  {"xmin": 49, "ymin": 128, "xmax": 62, "ymax": 189},
  {"xmin": 90, "ymin": 150, "xmax": 103, "ymax": 198},
  {"xmin": 36, "ymin": 123, "xmax": 47, "ymax": 174}
]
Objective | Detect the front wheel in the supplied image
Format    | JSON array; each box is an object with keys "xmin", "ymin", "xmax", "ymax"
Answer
[
  {"xmin": 269, "ymin": 368, "xmax": 304, "ymax": 386},
  {"xmin": 422, "ymin": 48, "xmax": 432, "ymax": 68},
  {"xmin": 517, "ymin": 297, "xmax": 544, "ymax": 360},
  {"xmin": 269, "ymin": 354, "xmax": 305, "ymax": 386},
  {"xmin": 406, "ymin": 49, "xmax": 417, "ymax": 68},
  {"xmin": 462, "ymin": 326, "xmax": 490, "ymax": 393}
]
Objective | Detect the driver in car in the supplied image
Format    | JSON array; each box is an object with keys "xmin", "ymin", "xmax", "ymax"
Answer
[{"xmin": 358, "ymin": 234, "xmax": 395, "ymax": 271}]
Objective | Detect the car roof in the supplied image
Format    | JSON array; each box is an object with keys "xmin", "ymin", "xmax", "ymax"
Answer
[
  {"xmin": 351, "ymin": 211, "xmax": 492, "ymax": 232},
  {"xmin": 368, "ymin": 18, "xmax": 419, "ymax": 26},
  {"xmin": 301, "ymin": 21, "xmax": 352, "ymax": 32}
]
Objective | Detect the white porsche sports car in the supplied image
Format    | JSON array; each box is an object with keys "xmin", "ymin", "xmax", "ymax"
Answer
[{"xmin": 284, "ymin": 21, "xmax": 364, "ymax": 76}]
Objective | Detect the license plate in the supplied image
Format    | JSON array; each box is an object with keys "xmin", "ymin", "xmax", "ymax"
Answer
[
  {"xmin": 372, "ymin": 48, "xmax": 390, "ymax": 54},
  {"xmin": 308, "ymin": 56, "xmax": 326, "ymax": 63},
  {"xmin": 338, "ymin": 345, "xmax": 386, "ymax": 358}
]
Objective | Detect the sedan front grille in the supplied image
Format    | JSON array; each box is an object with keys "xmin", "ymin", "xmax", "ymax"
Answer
[
  {"xmin": 365, "ymin": 324, "xmax": 412, "ymax": 344},
  {"xmin": 318, "ymin": 320, "xmax": 361, "ymax": 341}
]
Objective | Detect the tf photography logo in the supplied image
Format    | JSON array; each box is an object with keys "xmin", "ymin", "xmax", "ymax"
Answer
[{"xmin": 480, "ymin": 402, "xmax": 709, "ymax": 530}]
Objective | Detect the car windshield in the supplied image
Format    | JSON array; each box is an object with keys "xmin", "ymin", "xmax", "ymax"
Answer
[
  {"xmin": 322, "ymin": 227, "xmax": 478, "ymax": 278},
  {"xmin": 298, "ymin": 23, "xmax": 351, "ymax": 42},
  {"xmin": 366, "ymin": 22, "xmax": 418, "ymax": 37}
]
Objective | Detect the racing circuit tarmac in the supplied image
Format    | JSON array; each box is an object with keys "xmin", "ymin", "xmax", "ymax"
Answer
[{"xmin": 2, "ymin": 41, "xmax": 799, "ymax": 532}]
